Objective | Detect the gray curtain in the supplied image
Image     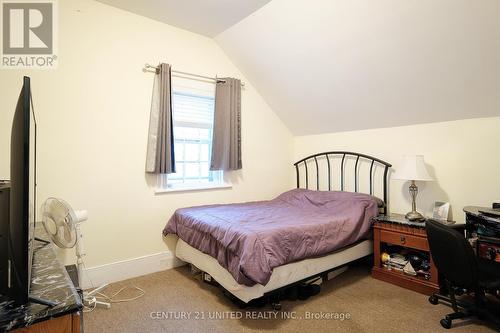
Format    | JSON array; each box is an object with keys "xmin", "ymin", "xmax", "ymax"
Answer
[
  {"xmin": 210, "ymin": 78, "xmax": 242, "ymax": 171},
  {"xmin": 146, "ymin": 63, "xmax": 176, "ymax": 174}
]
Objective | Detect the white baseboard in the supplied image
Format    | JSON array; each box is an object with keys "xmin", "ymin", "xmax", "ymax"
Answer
[{"xmin": 81, "ymin": 251, "xmax": 185, "ymax": 290}]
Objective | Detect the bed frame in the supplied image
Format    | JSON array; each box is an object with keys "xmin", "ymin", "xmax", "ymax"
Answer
[
  {"xmin": 294, "ymin": 151, "xmax": 392, "ymax": 213},
  {"xmin": 236, "ymin": 152, "xmax": 393, "ymax": 309},
  {"xmin": 188, "ymin": 151, "xmax": 392, "ymax": 310}
]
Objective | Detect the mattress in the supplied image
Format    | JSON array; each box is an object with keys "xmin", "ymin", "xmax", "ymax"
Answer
[
  {"xmin": 175, "ymin": 237, "xmax": 373, "ymax": 303},
  {"xmin": 164, "ymin": 189, "xmax": 379, "ymax": 286}
]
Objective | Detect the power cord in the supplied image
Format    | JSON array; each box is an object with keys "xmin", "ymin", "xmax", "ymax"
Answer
[
  {"xmin": 96, "ymin": 286, "xmax": 146, "ymax": 303},
  {"xmin": 80, "ymin": 259, "xmax": 145, "ymax": 312}
]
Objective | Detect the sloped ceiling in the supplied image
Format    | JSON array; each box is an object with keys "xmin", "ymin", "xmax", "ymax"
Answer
[
  {"xmin": 216, "ymin": 0, "xmax": 500, "ymax": 135},
  {"xmin": 94, "ymin": 0, "xmax": 272, "ymax": 37}
]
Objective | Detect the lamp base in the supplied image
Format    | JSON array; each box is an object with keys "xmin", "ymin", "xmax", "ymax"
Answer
[{"xmin": 405, "ymin": 211, "xmax": 425, "ymax": 221}]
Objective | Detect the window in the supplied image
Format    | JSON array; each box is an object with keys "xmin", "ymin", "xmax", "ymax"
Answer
[{"xmin": 158, "ymin": 77, "xmax": 224, "ymax": 191}]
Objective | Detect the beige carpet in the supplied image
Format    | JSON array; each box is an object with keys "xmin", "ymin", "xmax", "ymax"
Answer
[{"xmin": 85, "ymin": 264, "xmax": 498, "ymax": 333}]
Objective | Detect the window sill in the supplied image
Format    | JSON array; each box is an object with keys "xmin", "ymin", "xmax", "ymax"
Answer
[{"xmin": 155, "ymin": 183, "xmax": 232, "ymax": 194}]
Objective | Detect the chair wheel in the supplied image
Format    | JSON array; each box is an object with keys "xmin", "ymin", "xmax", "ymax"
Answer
[
  {"xmin": 428, "ymin": 295, "xmax": 439, "ymax": 305},
  {"xmin": 440, "ymin": 318, "xmax": 452, "ymax": 329}
]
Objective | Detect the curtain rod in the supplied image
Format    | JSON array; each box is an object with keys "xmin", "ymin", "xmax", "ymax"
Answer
[{"xmin": 143, "ymin": 63, "xmax": 245, "ymax": 87}]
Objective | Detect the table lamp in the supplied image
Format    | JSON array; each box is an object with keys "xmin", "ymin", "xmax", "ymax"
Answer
[{"xmin": 394, "ymin": 155, "xmax": 433, "ymax": 221}]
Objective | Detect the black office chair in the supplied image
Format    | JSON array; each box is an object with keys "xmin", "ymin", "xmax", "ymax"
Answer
[{"xmin": 425, "ymin": 219, "xmax": 500, "ymax": 329}]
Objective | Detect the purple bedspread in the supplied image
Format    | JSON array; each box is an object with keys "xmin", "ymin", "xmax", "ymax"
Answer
[{"xmin": 163, "ymin": 189, "xmax": 379, "ymax": 286}]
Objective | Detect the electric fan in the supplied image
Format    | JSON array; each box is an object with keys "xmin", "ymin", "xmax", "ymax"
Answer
[{"xmin": 42, "ymin": 198, "xmax": 110, "ymax": 308}]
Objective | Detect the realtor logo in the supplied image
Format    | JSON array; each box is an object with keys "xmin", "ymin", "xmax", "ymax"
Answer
[{"xmin": 1, "ymin": 0, "xmax": 57, "ymax": 68}]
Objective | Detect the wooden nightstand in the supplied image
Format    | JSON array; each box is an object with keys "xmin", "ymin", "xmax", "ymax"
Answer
[{"xmin": 371, "ymin": 214, "xmax": 440, "ymax": 295}]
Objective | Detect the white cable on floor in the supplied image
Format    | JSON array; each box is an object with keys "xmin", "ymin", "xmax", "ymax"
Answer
[
  {"xmin": 96, "ymin": 286, "xmax": 146, "ymax": 303},
  {"xmin": 80, "ymin": 259, "xmax": 145, "ymax": 312},
  {"xmin": 83, "ymin": 296, "xmax": 97, "ymax": 313},
  {"xmin": 81, "ymin": 260, "xmax": 98, "ymax": 313}
]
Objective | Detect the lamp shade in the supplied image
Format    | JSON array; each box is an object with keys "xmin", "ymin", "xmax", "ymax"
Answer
[{"xmin": 394, "ymin": 155, "xmax": 433, "ymax": 181}]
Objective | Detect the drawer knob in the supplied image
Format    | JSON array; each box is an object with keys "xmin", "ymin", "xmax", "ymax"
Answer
[{"xmin": 400, "ymin": 236, "xmax": 406, "ymax": 244}]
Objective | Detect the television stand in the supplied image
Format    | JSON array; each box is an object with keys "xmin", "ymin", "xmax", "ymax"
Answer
[
  {"xmin": 29, "ymin": 295, "xmax": 59, "ymax": 307},
  {"xmin": 1, "ymin": 225, "xmax": 82, "ymax": 332}
]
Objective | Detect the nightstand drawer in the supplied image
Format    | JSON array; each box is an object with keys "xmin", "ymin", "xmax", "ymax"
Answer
[{"xmin": 380, "ymin": 229, "xmax": 429, "ymax": 251}]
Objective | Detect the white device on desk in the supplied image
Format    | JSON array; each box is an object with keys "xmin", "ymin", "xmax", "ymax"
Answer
[{"xmin": 41, "ymin": 198, "xmax": 111, "ymax": 309}]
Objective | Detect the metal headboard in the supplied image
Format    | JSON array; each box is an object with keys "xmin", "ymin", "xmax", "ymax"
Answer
[{"xmin": 294, "ymin": 151, "xmax": 392, "ymax": 214}]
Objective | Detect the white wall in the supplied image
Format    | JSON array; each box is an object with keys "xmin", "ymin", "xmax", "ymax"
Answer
[
  {"xmin": 216, "ymin": 0, "xmax": 500, "ymax": 135},
  {"xmin": 294, "ymin": 117, "xmax": 500, "ymax": 223},
  {"xmin": 0, "ymin": 0, "xmax": 294, "ymax": 268}
]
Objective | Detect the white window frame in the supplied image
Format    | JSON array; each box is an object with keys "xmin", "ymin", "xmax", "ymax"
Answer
[{"xmin": 155, "ymin": 78, "xmax": 231, "ymax": 194}]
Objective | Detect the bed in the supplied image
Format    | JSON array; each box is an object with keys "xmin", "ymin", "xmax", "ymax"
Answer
[{"xmin": 163, "ymin": 151, "xmax": 392, "ymax": 305}]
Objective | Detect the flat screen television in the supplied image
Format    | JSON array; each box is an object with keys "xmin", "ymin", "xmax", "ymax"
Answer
[{"xmin": 8, "ymin": 76, "xmax": 37, "ymax": 305}]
